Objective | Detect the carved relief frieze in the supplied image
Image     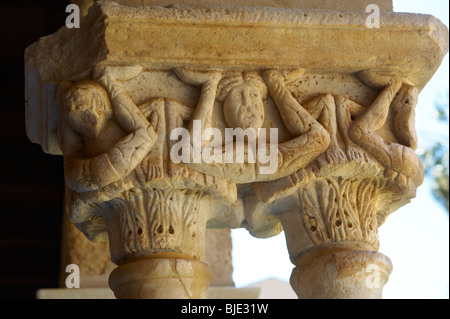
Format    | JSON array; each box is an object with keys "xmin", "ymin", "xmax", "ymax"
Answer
[
  {"xmin": 55, "ymin": 64, "xmax": 425, "ymax": 263},
  {"xmin": 24, "ymin": 1, "xmax": 448, "ymax": 299}
]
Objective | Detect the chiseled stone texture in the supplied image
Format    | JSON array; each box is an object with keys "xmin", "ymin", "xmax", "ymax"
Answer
[
  {"xmin": 36, "ymin": 287, "xmax": 261, "ymax": 299},
  {"xmin": 106, "ymin": 0, "xmax": 393, "ymax": 11},
  {"xmin": 25, "ymin": 1, "xmax": 448, "ymax": 156},
  {"xmin": 25, "ymin": 0, "xmax": 448, "ymax": 299},
  {"xmin": 61, "ymin": 220, "xmax": 234, "ymax": 288},
  {"xmin": 291, "ymin": 250, "xmax": 392, "ymax": 299}
]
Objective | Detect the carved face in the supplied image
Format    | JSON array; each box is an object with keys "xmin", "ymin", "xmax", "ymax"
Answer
[
  {"xmin": 63, "ymin": 85, "xmax": 112, "ymax": 138},
  {"xmin": 223, "ymin": 82, "xmax": 264, "ymax": 132}
]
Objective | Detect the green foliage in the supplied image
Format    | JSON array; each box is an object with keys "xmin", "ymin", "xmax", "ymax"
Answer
[{"xmin": 421, "ymin": 94, "xmax": 449, "ymax": 212}]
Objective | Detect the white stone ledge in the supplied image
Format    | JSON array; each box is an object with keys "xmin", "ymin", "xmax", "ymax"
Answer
[{"xmin": 36, "ymin": 287, "xmax": 261, "ymax": 299}]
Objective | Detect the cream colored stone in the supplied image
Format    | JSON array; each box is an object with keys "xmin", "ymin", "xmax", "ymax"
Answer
[
  {"xmin": 61, "ymin": 223, "xmax": 234, "ymax": 288},
  {"xmin": 25, "ymin": 0, "xmax": 448, "ymax": 299},
  {"xmin": 204, "ymin": 229, "xmax": 234, "ymax": 286},
  {"xmin": 36, "ymin": 288, "xmax": 115, "ymax": 299},
  {"xmin": 24, "ymin": 2, "xmax": 448, "ymax": 155},
  {"xmin": 60, "ymin": 207, "xmax": 115, "ymax": 288},
  {"xmin": 106, "ymin": 0, "xmax": 393, "ymax": 11},
  {"xmin": 109, "ymin": 256, "xmax": 212, "ymax": 298},
  {"xmin": 72, "ymin": 0, "xmax": 393, "ymax": 15},
  {"xmin": 71, "ymin": 0, "xmax": 94, "ymax": 17},
  {"xmin": 36, "ymin": 286, "xmax": 260, "ymax": 299},
  {"xmin": 291, "ymin": 250, "xmax": 392, "ymax": 299}
]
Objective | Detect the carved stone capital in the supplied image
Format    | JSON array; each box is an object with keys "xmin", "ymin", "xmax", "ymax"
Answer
[{"xmin": 25, "ymin": 1, "xmax": 448, "ymax": 299}]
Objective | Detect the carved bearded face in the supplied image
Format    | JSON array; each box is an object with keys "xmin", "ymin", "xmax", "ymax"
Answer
[
  {"xmin": 223, "ymin": 82, "xmax": 265, "ymax": 132},
  {"xmin": 63, "ymin": 84, "xmax": 112, "ymax": 138}
]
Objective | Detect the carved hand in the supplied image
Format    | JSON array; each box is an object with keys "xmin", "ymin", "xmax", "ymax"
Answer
[
  {"xmin": 93, "ymin": 65, "xmax": 154, "ymax": 134},
  {"xmin": 263, "ymin": 69, "xmax": 305, "ymax": 85},
  {"xmin": 174, "ymin": 68, "xmax": 222, "ymax": 86},
  {"xmin": 93, "ymin": 65, "xmax": 143, "ymax": 82},
  {"xmin": 114, "ymin": 98, "xmax": 154, "ymax": 134},
  {"xmin": 357, "ymin": 70, "xmax": 406, "ymax": 89}
]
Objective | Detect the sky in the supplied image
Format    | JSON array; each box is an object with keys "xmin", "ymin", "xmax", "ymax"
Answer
[{"xmin": 230, "ymin": 0, "xmax": 450, "ymax": 299}]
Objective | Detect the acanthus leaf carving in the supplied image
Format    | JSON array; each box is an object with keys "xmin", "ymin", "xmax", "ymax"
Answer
[{"xmin": 300, "ymin": 178, "xmax": 380, "ymax": 250}]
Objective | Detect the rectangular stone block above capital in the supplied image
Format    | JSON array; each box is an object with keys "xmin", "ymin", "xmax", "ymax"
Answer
[
  {"xmin": 106, "ymin": 0, "xmax": 393, "ymax": 11},
  {"xmin": 25, "ymin": 1, "xmax": 448, "ymax": 155},
  {"xmin": 26, "ymin": 1, "xmax": 446, "ymax": 88}
]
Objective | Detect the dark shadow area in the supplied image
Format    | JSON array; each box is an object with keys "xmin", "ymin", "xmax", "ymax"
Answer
[{"xmin": 0, "ymin": 0, "xmax": 69, "ymax": 298}]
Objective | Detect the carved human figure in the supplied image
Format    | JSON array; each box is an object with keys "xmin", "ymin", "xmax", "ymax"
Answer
[
  {"xmin": 294, "ymin": 93, "xmax": 346, "ymax": 165},
  {"xmin": 59, "ymin": 66, "xmax": 158, "ymax": 193},
  {"xmin": 260, "ymin": 70, "xmax": 347, "ymax": 165},
  {"xmin": 175, "ymin": 68, "xmax": 331, "ymax": 183},
  {"xmin": 335, "ymin": 95, "xmax": 370, "ymax": 162},
  {"xmin": 337, "ymin": 72, "xmax": 424, "ymax": 186},
  {"xmin": 60, "ymin": 66, "xmax": 241, "ymax": 269}
]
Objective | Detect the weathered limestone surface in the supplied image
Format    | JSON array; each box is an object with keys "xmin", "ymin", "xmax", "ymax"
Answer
[
  {"xmin": 291, "ymin": 250, "xmax": 392, "ymax": 299},
  {"xmin": 25, "ymin": 0, "xmax": 448, "ymax": 299},
  {"xmin": 108, "ymin": 0, "xmax": 393, "ymax": 11},
  {"xmin": 204, "ymin": 229, "xmax": 234, "ymax": 286},
  {"xmin": 36, "ymin": 286, "xmax": 261, "ymax": 299},
  {"xmin": 61, "ymin": 218, "xmax": 234, "ymax": 288},
  {"xmin": 60, "ymin": 210, "xmax": 115, "ymax": 288},
  {"xmin": 25, "ymin": 2, "xmax": 448, "ymax": 155}
]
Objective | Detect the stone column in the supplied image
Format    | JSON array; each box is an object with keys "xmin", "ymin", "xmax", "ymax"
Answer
[
  {"xmin": 25, "ymin": 0, "xmax": 447, "ymax": 299},
  {"xmin": 256, "ymin": 164, "xmax": 402, "ymax": 298},
  {"xmin": 60, "ymin": 212, "xmax": 234, "ymax": 290}
]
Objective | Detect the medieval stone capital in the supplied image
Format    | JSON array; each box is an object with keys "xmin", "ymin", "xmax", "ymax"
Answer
[{"xmin": 25, "ymin": 0, "xmax": 448, "ymax": 298}]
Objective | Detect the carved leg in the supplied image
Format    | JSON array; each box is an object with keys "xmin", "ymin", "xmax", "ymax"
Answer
[
  {"xmin": 391, "ymin": 85, "xmax": 419, "ymax": 150},
  {"xmin": 335, "ymin": 95, "xmax": 369, "ymax": 162},
  {"xmin": 348, "ymin": 80, "xmax": 424, "ymax": 185},
  {"xmin": 304, "ymin": 94, "xmax": 346, "ymax": 165},
  {"xmin": 277, "ymin": 177, "xmax": 393, "ymax": 299},
  {"xmin": 102, "ymin": 188, "xmax": 212, "ymax": 299}
]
